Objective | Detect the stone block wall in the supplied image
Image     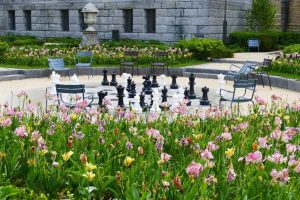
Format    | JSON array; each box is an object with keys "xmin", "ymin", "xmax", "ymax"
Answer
[{"xmin": 0, "ymin": 0, "xmax": 251, "ymax": 42}]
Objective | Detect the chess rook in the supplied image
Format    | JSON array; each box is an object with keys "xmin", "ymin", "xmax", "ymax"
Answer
[
  {"xmin": 200, "ymin": 86, "xmax": 210, "ymax": 106},
  {"xmin": 110, "ymin": 72, "xmax": 118, "ymax": 86},
  {"xmin": 170, "ymin": 74, "xmax": 178, "ymax": 89},
  {"xmin": 151, "ymin": 73, "xmax": 159, "ymax": 88}
]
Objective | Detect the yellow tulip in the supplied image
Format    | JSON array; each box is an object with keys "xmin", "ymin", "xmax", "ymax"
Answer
[
  {"xmin": 124, "ymin": 156, "xmax": 135, "ymax": 167},
  {"xmin": 82, "ymin": 171, "xmax": 96, "ymax": 182},
  {"xmin": 62, "ymin": 151, "xmax": 74, "ymax": 161}
]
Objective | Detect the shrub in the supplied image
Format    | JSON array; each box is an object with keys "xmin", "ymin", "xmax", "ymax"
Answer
[
  {"xmin": 229, "ymin": 32, "xmax": 300, "ymax": 51},
  {"xmin": 0, "ymin": 42, "xmax": 9, "ymax": 56},
  {"xmin": 283, "ymin": 44, "xmax": 300, "ymax": 54},
  {"xmin": 177, "ymin": 38, "xmax": 233, "ymax": 60}
]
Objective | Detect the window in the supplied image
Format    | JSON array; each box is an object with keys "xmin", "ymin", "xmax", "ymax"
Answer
[
  {"xmin": 145, "ymin": 9, "xmax": 156, "ymax": 33},
  {"xmin": 61, "ymin": 10, "xmax": 69, "ymax": 31},
  {"xmin": 123, "ymin": 9, "xmax": 133, "ymax": 33},
  {"xmin": 79, "ymin": 10, "xmax": 87, "ymax": 31},
  {"xmin": 24, "ymin": 10, "xmax": 32, "ymax": 31},
  {"xmin": 8, "ymin": 10, "xmax": 16, "ymax": 30}
]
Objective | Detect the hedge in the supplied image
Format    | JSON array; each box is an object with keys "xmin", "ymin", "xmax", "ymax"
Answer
[{"xmin": 229, "ymin": 32, "xmax": 300, "ymax": 51}]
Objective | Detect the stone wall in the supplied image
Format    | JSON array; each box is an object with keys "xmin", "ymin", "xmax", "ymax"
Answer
[{"xmin": 0, "ymin": 0, "xmax": 251, "ymax": 42}]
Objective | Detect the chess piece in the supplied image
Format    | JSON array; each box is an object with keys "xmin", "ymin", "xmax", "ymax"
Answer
[
  {"xmin": 128, "ymin": 81, "xmax": 136, "ymax": 98},
  {"xmin": 97, "ymin": 91, "xmax": 108, "ymax": 107},
  {"xmin": 71, "ymin": 74, "xmax": 80, "ymax": 84},
  {"xmin": 144, "ymin": 79, "xmax": 153, "ymax": 95},
  {"xmin": 139, "ymin": 92, "xmax": 146, "ymax": 109},
  {"xmin": 102, "ymin": 69, "xmax": 109, "ymax": 86},
  {"xmin": 151, "ymin": 73, "xmax": 159, "ymax": 88},
  {"xmin": 116, "ymin": 85, "xmax": 125, "ymax": 107},
  {"xmin": 126, "ymin": 77, "xmax": 132, "ymax": 92},
  {"xmin": 200, "ymin": 86, "xmax": 210, "ymax": 106},
  {"xmin": 184, "ymin": 88, "xmax": 191, "ymax": 106},
  {"xmin": 161, "ymin": 86, "xmax": 168, "ymax": 103},
  {"xmin": 142, "ymin": 75, "xmax": 150, "ymax": 91},
  {"xmin": 189, "ymin": 73, "xmax": 196, "ymax": 99},
  {"xmin": 170, "ymin": 74, "xmax": 178, "ymax": 89},
  {"xmin": 110, "ymin": 72, "xmax": 118, "ymax": 86}
]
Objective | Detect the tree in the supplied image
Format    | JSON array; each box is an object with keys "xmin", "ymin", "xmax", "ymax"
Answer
[{"xmin": 246, "ymin": 0, "xmax": 277, "ymax": 32}]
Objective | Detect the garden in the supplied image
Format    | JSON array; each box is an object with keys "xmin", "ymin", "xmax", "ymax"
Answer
[{"xmin": 0, "ymin": 92, "xmax": 300, "ymax": 199}]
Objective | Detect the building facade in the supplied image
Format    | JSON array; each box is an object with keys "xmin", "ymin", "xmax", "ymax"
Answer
[
  {"xmin": 0, "ymin": 0, "xmax": 252, "ymax": 42},
  {"xmin": 272, "ymin": 0, "xmax": 300, "ymax": 32}
]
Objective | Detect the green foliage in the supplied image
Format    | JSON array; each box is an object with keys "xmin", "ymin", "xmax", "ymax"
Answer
[
  {"xmin": 283, "ymin": 44, "xmax": 300, "ymax": 54},
  {"xmin": 266, "ymin": 58, "xmax": 300, "ymax": 75},
  {"xmin": 246, "ymin": 0, "xmax": 277, "ymax": 32},
  {"xmin": 229, "ymin": 32, "xmax": 300, "ymax": 51},
  {"xmin": 0, "ymin": 42, "xmax": 9, "ymax": 56},
  {"xmin": 177, "ymin": 38, "xmax": 233, "ymax": 59},
  {"xmin": 102, "ymin": 39, "xmax": 168, "ymax": 49}
]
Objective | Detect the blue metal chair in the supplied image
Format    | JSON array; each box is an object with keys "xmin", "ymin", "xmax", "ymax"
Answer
[
  {"xmin": 219, "ymin": 79, "xmax": 257, "ymax": 114},
  {"xmin": 48, "ymin": 58, "xmax": 70, "ymax": 79},
  {"xmin": 119, "ymin": 51, "xmax": 139, "ymax": 76},
  {"xmin": 55, "ymin": 84, "xmax": 94, "ymax": 108},
  {"xmin": 75, "ymin": 51, "xmax": 93, "ymax": 78},
  {"xmin": 226, "ymin": 61, "xmax": 257, "ymax": 83}
]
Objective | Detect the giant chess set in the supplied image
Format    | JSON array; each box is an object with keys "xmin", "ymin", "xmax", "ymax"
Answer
[{"xmin": 49, "ymin": 70, "xmax": 226, "ymax": 112}]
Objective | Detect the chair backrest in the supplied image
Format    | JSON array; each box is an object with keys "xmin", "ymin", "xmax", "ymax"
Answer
[
  {"xmin": 48, "ymin": 58, "xmax": 65, "ymax": 69},
  {"xmin": 262, "ymin": 58, "xmax": 272, "ymax": 67},
  {"xmin": 124, "ymin": 51, "xmax": 139, "ymax": 57},
  {"xmin": 239, "ymin": 62, "xmax": 257, "ymax": 74},
  {"xmin": 247, "ymin": 39, "xmax": 260, "ymax": 48},
  {"xmin": 233, "ymin": 79, "xmax": 256, "ymax": 100},
  {"xmin": 76, "ymin": 51, "xmax": 93, "ymax": 64},
  {"xmin": 153, "ymin": 51, "xmax": 168, "ymax": 57},
  {"xmin": 56, "ymin": 84, "xmax": 85, "ymax": 95}
]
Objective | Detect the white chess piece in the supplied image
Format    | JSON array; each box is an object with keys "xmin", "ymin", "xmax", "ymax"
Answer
[
  {"xmin": 216, "ymin": 73, "xmax": 225, "ymax": 95},
  {"xmin": 71, "ymin": 74, "xmax": 80, "ymax": 85},
  {"xmin": 50, "ymin": 72, "xmax": 60, "ymax": 94}
]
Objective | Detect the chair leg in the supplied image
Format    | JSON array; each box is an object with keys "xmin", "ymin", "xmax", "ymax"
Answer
[
  {"xmin": 260, "ymin": 74, "xmax": 265, "ymax": 88},
  {"xmin": 267, "ymin": 73, "xmax": 271, "ymax": 89},
  {"xmin": 131, "ymin": 66, "xmax": 134, "ymax": 77},
  {"xmin": 137, "ymin": 65, "xmax": 139, "ymax": 76}
]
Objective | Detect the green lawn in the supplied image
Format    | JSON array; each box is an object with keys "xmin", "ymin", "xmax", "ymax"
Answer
[
  {"xmin": 268, "ymin": 71, "xmax": 300, "ymax": 80},
  {"xmin": 0, "ymin": 60, "xmax": 207, "ymax": 70}
]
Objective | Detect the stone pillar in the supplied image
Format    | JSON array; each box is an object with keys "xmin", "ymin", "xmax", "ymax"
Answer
[{"xmin": 288, "ymin": 0, "xmax": 300, "ymax": 31}]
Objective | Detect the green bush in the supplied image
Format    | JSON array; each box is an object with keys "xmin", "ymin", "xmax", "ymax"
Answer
[
  {"xmin": 0, "ymin": 42, "xmax": 9, "ymax": 56},
  {"xmin": 0, "ymin": 34, "xmax": 36, "ymax": 43},
  {"xmin": 283, "ymin": 44, "xmax": 300, "ymax": 54},
  {"xmin": 177, "ymin": 38, "xmax": 233, "ymax": 59},
  {"xmin": 229, "ymin": 32, "xmax": 300, "ymax": 51},
  {"xmin": 102, "ymin": 39, "xmax": 168, "ymax": 49}
]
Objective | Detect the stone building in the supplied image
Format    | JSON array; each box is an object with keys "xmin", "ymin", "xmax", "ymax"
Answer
[
  {"xmin": 272, "ymin": 0, "xmax": 300, "ymax": 32},
  {"xmin": 0, "ymin": 0, "xmax": 252, "ymax": 42}
]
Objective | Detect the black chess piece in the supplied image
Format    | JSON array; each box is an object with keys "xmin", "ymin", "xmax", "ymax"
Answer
[
  {"xmin": 139, "ymin": 92, "xmax": 146, "ymax": 109},
  {"xmin": 170, "ymin": 74, "xmax": 178, "ymax": 89},
  {"xmin": 110, "ymin": 71, "xmax": 118, "ymax": 86},
  {"xmin": 151, "ymin": 73, "xmax": 159, "ymax": 88},
  {"xmin": 200, "ymin": 86, "xmax": 210, "ymax": 106},
  {"xmin": 116, "ymin": 85, "xmax": 125, "ymax": 107},
  {"xmin": 144, "ymin": 79, "xmax": 153, "ymax": 95},
  {"xmin": 161, "ymin": 86, "xmax": 168, "ymax": 103},
  {"xmin": 128, "ymin": 81, "xmax": 136, "ymax": 98},
  {"xmin": 97, "ymin": 91, "xmax": 108, "ymax": 107},
  {"xmin": 184, "ymin": 88, "xmax": 191, "ymax": 106},
  {"xmin": 126, "ymin": 77, "xmax": 132, "ymax": 92},
  {"xmin": 102, "ymin": 69, "xmax": 109, "ymax": 86},
  {"xmin": 189, "ymin": 73, "xmax": 196, "ymax": 99},
  {"xmin": 142, "ymin": 75, "xmax": 150, "ymax": 91}
]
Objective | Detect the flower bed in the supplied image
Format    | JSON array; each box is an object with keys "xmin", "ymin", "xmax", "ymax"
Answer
[
  {"xmin": 0, "ymin": 93, "xmax": 300, "ymax": 199},
  {"xmin": 0, "ymin": 45, "xmax": 192, "ymax": 67}
]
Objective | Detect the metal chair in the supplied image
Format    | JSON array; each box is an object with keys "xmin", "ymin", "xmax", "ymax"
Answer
[
  {"xmin": 151, "ymin": 51, "xmax": 169, "ymax": 75},
  {"xmin": 75, "ymin": 51, "xmax": 93, "ymax": 79},
  {"xmin": 226, "ymin": 61, "xmax": 257, "ymax": 83},
  {"xmin": 55, "ymin": 84, "xmax": 94, "ymax": 108},
  {"xmin": 249, "ymin": 58, "xmax": 272, "ymax": 89},
  {"xmin": 48, "ymin": 58, "xmax": 70, "ymax": 79},
  {"xmin": 119, "ymin": 51, "xmax": 139, "ymax": 76},
  {"xmin": 219, "ymin": 79, "xmax": 257, "ymax": 114}
]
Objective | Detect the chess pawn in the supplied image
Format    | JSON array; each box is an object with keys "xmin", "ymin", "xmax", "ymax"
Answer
[
  {"xmin": 200, "ymin": 86, "xmax": 210, "ymax": 106},
  {"xmin": 170, "ymin": 74, "xmax": 178, "ymax": 89},
  {"xmin": 139, "ymin": 92, "xmax": 146, "ymax": 109},
  {"xmin": 161, "ymin": 86, "xmax": 168, "ymax": 103},
  {"xmin": 97, "ymin": 91, "xmax": 108, "ymax": 107},
  {"xmin": 128, "ymin": 81, "xmax": 136, "ymax": 98},
  {"xmin": 110, "ymin": 72, "xmax": 118, "ymax": 86},
  {"xmin": 116, "ymin": 85, "xmax": 125, "ymax": 107},
  {"xmin": 126, "ymin": 77, "xmax": 132, "ymax": 92},
  {"xmin": 145, "ymin": 79, "xmax": 153, "ymax": 95},
  {"xmin": 184, "ymin": 88, "xmax": 191, "ymax": 106},
  {"xmin": 151, "ymin": 73, "xmax": 159, "ymax": 88},
  {"xmin": 102, "ymin": 69, "xmax": 109, "ymax": 86}
]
